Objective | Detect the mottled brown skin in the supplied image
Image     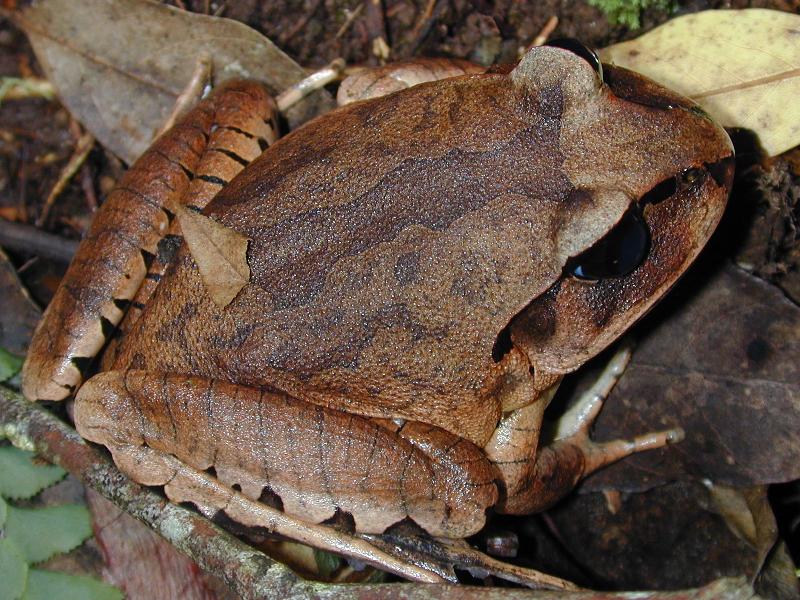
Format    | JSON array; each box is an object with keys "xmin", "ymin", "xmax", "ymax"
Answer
[{"xmin": 26, "ymin": 46, "xmax": 734, "ymax": 539}]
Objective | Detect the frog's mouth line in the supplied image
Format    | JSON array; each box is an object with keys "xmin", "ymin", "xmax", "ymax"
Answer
[{"xmin": 564, "ymin": 155, "xmax": 735, "ymax": 282}]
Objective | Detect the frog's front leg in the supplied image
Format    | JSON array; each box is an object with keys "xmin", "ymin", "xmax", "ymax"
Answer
[
  {"xmin": 486, "ymin": 346, "xmax": 683, "ymax": 515},
  {"xmin": 22, "ymin": 81, "xmax": 277, "ymax": 402},
  {"xmin": 73, "ymin": 370, "xmax": 499, "ymax": 539}
]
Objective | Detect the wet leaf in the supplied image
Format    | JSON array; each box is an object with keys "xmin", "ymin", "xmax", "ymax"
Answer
[
  {"xmin": 22, "ymin": 569, "xmax": 122, "ymax": 600},
  {"xmin": 16, "ymin": 0, "xmax": 334, "ymax": 164},
  {"xmin": 4, "ymin": 504, "xmax": 92, "ymax": 564},
  {"xmin": 581, "ymin": 264, "xmax": 800, "ymax": 491},
  {"xmin": 0, "ymin": 447, "xmax": 65, "ymax": 501},
  {"xmin": 600, "ymin": 9, "xmax": 800, "ymax": 156},
  {"xmin": 177, "ymin": 207, "xmax": 250, "ymax": 308}
]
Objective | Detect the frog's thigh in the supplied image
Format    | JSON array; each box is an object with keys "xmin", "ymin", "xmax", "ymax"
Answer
[
  {"xmin": 74, "ymin": 371, "xmax": 498, "ymax": 539},
  {"xmin": 22, "ymin": 81, "xmax": 276, "ymax": 402}
]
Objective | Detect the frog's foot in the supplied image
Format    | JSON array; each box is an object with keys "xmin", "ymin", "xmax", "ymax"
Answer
[
  {"xmin": 494, "ymin": 344, "xmax": 683, "ymax": 515},
  {"xmin": 74, "ymin": 370, "xmax": 498, "ymax": 542}
]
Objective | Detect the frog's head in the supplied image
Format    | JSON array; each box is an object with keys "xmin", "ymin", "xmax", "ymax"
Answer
[{"xmin": 507, "ymin": 42, "xmax": 734, "ymax": 376}]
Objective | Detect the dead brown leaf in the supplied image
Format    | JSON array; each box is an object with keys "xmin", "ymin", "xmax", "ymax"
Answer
[
  {"xmin": 578, "ymin": 264, "xmax": 800, "ymax": 491},
  {"xmin": 176, "ymin": 206, "xmax": 249, "ymax": 308},
  {"xmin": 545, "ymin": 482, "xmax": 789, "ymax": 593},
  {"xmin": 16, "ymin": 0, "xmax": 334, "ymax": 164},
  {"xmin": 0, "ymin": 249, "xmax": 41, "ymax": 355}
]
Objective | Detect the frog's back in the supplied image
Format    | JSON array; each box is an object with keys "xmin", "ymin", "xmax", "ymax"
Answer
[{"xmin": 114, "ymin": 59, "xmax": 648, "ymax": 444}]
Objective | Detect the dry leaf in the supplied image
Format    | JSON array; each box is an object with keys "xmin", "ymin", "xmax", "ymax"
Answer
[
  {"xmin": 546, "ymin": 482, "xmax": 780, "ymax": 590},
  {"xmin": 177, "ymin": 207, "xmax": 250, "ymax": 308},
  {"xmin": 581, "ymin": 264, "xmax": 800, "ymax": 491},
  {"xmin": 16, "ymin": 0, "xmax": 334, "ymax": 164},
  {"xmin": 600, "ymin": 9, "xmax": 800, "ymax": 157}
]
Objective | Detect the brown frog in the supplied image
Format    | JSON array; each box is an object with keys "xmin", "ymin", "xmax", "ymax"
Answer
[{"xmin": 22, "ymin": 44, "xmax": 734, "ymax": 543}]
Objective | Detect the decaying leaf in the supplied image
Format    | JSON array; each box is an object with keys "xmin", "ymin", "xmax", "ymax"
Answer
[
  {"xmin": 0, "ymin": 250, "xmax": 41, "ymax": 356},
  {"xmin": 176, "ymin": 206, "xmax": 249, "ymax": 308},
  {"xmin": 16, "ymin": 0, "xmax": 334, "ymax": 164},
  {"xmin": 581, "ymin": 264, "xmax": 800, "ymax": 491},
  {"xmin": 600, "ymin": 9, "xmax": 800, "ymax": 157},
  {"xmin": 545, "ymin": 482, "xmax": 785, "ymax": 591}
]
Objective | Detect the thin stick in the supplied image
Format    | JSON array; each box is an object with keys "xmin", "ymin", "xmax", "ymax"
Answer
[
  {"xmin": 336, "ymin": 3, "xmax": 365, "ymax": 39},
  {"xmin": 0, "ymin": 218, "xmax": 78, "ymax": 261},
  {"xmin": 157, "ymin": 54, "xmax": 212, "ymax": 137},
  {"xmin": 276, "ymin": 59, "xmax": 346, "ymax": 113},
  {"xmin": 35, "ymin": 129, "xmax": 95, "ymax": 228},
  {"xmin": 531, "ymin": 16, "xmax": 559, "ymax": 47}
]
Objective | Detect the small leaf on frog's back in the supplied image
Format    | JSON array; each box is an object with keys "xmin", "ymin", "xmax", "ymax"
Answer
[
  {"xmin": 23, "ymin": 569, "xmax": 123, "ymax": 600},
  {"xmin": 0, "ymin": 347, "xmax": 24, "ymax": 383},
  {"xmin": 0, "ymin": 447, "xmax": 66, "ymax": 500},
  {"xmin": 176, "ymin": 207, "xmax": 250, "ymax": 307},
  {"xmin": 600, "ymin": 9, "xmax": 800, "ymax": 157}
]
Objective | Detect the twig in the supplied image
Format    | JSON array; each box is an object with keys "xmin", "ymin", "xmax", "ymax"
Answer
[
  {"xmin": 35, "ymin": 128, "xmax": 95, "ymax": 227},
  {"xmin": 531, "ymin": 16, "xmax": 559, "ymax": 48},
  {"xmin": 336, "ymin": 3, "xmax": 364, "ymax": 39},
  {"xmin": 156, "ymin": 54, "xmax": 212, "ymax": 138},
  {"xmin": 0, "ymin": 218, "xmax": 78, "ymax": 262},
  {"xmin": 400, "ymin": 0, "xmax": 441, "ymax": 57},
  {"xmin": 276, "ymin": 59, "xmax": 346, "ymax": 113},
  {"xmin": 365, "ymin": 0, "xmax": 390, "ymax": 62}
]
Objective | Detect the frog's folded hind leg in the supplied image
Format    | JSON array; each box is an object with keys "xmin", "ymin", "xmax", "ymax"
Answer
[
  {"xmin": 21, "ymin": 80, "xmax": 277, "ymax": 402},
  {"xmin": 73, "ymin": 370, "xmax": 498, "ymax": 540},
  {"xmin": 488, "ymin": 345, "xmax": 683, "ymax": 515}
]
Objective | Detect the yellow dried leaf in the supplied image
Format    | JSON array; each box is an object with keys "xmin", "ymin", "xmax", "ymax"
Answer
[
  {"xmin": 600, "ymin": 9, "xmax": 800, "ymax": 157},
  {"xmin": 176, "ymin": 207, "xmax": 249, "ymax": 307}
]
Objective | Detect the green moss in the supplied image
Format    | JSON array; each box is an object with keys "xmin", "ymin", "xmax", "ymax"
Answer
[{"xmin": 587, "ymin": 0, "xmax": 675, "ymax": 29}]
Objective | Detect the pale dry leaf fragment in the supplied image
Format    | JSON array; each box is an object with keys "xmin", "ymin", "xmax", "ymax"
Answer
[
  {"xmin": 600, "ymin": 9, "xmax": 800, "ymax": 157},
  {"xmin": 16, "ymin": 0, "xmax": 334, "ymax": 164},
  {"xmin": 176, "ymin": 206, "xmax": 250, "ymax": 307}
]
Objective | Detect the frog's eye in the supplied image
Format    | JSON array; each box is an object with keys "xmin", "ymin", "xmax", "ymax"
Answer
[
  {"xmin": 545, "ymin": 38, "xmax": 603, "ymax": 81},
  {"xmin": 569, "ymin": 206, "xmax": 650, "ymax": 280}
]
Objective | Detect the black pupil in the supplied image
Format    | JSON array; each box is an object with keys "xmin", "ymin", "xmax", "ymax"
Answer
[{"xmin": 570, "ymin": 207, "xmax": 650, "ymax": 280}]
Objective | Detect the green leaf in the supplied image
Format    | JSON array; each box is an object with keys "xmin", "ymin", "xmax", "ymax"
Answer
[
  {"xmin": 313, "ymin": 547, "xmax": 343, "ymax": 579},
  {"xmin": 4, "ymin": 504, "xmax": 92, "ymax": 564},
  {"xmin": 22, "ymin": 570, "xmax": 122, "ymax": 600},
  {"xmin": 0, "ymin": 537, "xmax": 29, "ymax": 600},
  {"xmin": 0, "ymin": 494, "xmax": 7, "ymax": 526},
  {"xmin": 0, "ymin": 346, "xmax": 24, "ymax": 382},
  {"xmin": 0, "ymin": 447, "xmax": 65, "ymax": 500}
]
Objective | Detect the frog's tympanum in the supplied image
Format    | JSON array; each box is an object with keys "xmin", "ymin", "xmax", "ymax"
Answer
[{"xmin": 23, "ymin": 44, "xmax": 734, "ymax": 541}]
